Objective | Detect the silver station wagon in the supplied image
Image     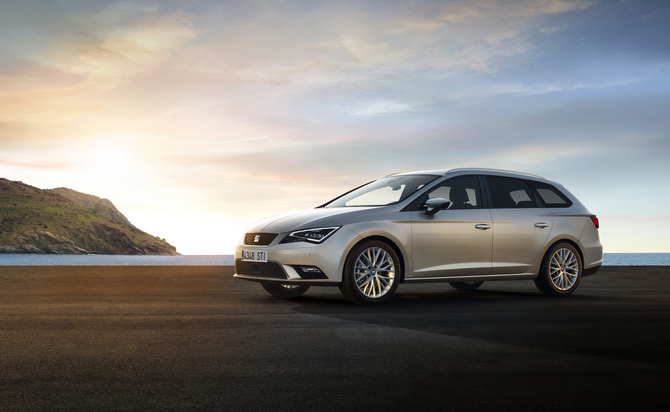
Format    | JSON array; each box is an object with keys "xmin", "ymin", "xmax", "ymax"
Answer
[{"xmin": 234, "ymin": 168, "xmax": 603, "ymax": 304}]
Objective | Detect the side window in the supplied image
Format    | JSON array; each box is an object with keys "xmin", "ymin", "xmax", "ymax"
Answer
[
  {"xmin": 486, "ymin": 176, "xmax": 537, "ymax": 208},
  {"xmin": 527, "ymin": 181, "xmax": 573, "ymax": 208},
  {"xmin": 415, "ymin": 176, "xmax": 481, "ymax": 210}
]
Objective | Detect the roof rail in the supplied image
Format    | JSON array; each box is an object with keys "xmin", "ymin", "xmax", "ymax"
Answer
[{"xmin": 446, "ymin": 168, "xmax": 545, "ymax": 179}]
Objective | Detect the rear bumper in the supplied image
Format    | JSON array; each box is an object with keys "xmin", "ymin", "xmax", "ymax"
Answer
[{"xmin": 583, "ymin": 264, "xmax": 602, "ymax": 277}]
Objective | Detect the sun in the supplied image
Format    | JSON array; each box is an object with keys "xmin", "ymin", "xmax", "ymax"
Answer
[{"xmin": 89, "ymin": 144, "xmax": 129, "ymax": 180}]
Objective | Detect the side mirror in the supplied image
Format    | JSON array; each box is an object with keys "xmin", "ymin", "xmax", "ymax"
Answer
[{"xmin": 423, "ymin": 197, "xmax": 451, "ymax": 215}]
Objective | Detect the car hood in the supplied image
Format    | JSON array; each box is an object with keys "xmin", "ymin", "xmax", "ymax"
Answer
[{"xmin": 246, "ymin": 206, "xmax": 394, "ymax": 233}]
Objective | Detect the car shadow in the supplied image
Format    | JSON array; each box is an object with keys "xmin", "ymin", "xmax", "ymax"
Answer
[{"xmin": 288, "ymin": 287, "xmax": 640, "ymax": 362}]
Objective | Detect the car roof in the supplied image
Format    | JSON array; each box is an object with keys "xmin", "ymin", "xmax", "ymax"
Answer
[{"xmin": 387, "ymin": 168, "xmax": 545, "ymax": 180}]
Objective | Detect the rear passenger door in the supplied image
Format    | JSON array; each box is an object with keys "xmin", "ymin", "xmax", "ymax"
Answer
[{"xmin": 484, "ymin": 176, "xmax": 554, "ymax": 274}]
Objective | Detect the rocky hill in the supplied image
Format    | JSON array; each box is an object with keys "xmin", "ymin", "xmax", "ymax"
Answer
[{"xmin": 0, "ymin": 178, "xmax": 179, "ymax": 255}]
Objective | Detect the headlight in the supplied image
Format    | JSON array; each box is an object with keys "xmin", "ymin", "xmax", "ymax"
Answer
[{"xmin": 279, "ymin": 227, "xmax": 341, "ymax": 244}]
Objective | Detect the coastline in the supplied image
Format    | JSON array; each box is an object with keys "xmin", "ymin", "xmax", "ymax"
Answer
[{"xmin": 1, "ymin": 253, "xmax": 669, "ymax": 266}]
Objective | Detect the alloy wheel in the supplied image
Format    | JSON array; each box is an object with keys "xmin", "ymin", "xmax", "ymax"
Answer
[
  {"xmin": 353, "ymin": 247, "xmax": 396, "ymax": 298},
  {"xmin": 549, "ymin": 248, "xmax": 579, "ymax": 291}
]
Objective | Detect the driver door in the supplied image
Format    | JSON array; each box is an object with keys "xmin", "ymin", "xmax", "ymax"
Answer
[{"xmin": 409, "ymin": 176, "xmax": 493, "ymax": 278}]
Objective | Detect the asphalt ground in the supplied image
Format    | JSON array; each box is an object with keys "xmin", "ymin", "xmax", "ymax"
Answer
[{"xmin": 1, "ymin": 265, "xmax": 668, "ymax": 411}]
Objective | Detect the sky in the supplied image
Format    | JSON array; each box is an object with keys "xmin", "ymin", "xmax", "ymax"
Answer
[{"xmin": 1, "ymin": 0, "xmax": 669, "ymax": 254}]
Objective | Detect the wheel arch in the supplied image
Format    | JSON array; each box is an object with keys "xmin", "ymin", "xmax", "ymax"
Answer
[
  {"xmin": 542, "ymin": 238, "xmax": 585, "ymax": 270},
  {"xmin": 344, "ymin": 235, "xmax": 408, "ymax": 283},
  {"xmin": 534, "ymin": 237, "xmax": 585, "ymax": 296}
]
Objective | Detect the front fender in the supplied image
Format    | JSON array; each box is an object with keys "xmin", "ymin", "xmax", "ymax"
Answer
[{"xmin": 340, "ymin": 219, "xmax": 413, "ymax": 283}]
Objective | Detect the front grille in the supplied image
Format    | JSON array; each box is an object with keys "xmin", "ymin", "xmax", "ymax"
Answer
[
  {"xmin": 235, "ymin": 260, "xmax": 287, "ymax": 279},
  {"xmin": 244, "ymin": 233, "xmax": 278, "ymax": 246}
]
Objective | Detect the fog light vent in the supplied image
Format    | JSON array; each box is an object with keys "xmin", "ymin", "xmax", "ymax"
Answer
[{"xmin": 293, "ymin": 265, "xmax": 328, "ymax": 279}]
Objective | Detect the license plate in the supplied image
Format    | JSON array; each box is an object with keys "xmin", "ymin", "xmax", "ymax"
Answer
[{"xmin": 241, "ymin": 250, "xmax": 267, "ymax": 262}]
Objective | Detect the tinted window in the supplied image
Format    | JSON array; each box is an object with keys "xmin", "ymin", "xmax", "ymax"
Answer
[
  {"xmin": 414, "ymin": 176, "xmax": 481, "ymax": 210},
  {"xmin": 528, "ymin": 181, "xmax": 572, "ymax": 208},
  {"xmin": 486, "ymin": 176, "xmax": 537, "ymax": 208}
]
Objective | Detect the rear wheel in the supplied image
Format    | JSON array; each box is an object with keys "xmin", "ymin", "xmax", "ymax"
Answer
[
  {"xmin": 339, "ymin": 240, "xmax": 400, "ymax": 305},
  {"xmin": 261, "ymin": 283, "xmax": 310, "ymax": 299},
  {"xmin": 449, "ymin": 281, "xmax": 483, "ymax": 291},
  {"xmin": 534, "ymin": 242, "xmax": 582, "ymax": 296}
]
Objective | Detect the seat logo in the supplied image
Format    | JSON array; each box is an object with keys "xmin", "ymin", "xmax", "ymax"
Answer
[{"xmin": 254, "ymin": 235, "xmax": 260, "ymax": 243}]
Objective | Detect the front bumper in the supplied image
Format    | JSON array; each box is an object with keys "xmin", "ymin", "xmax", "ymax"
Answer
[
  {"xmin": 233, "ymin": 226, "xmax": 360, "ymax": 286},
  {"xmin": 233, "ymin": 273, "xmax": 340, "ymax": 286}
]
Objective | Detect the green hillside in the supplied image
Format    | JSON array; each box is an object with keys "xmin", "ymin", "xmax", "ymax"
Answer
[{"xmin": 0, "ymin": 178, "xmax": 178, "ymax": 255}]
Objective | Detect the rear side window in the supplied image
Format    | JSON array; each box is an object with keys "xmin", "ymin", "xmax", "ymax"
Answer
[
  {"xmin": 486, "ymin": 176, "xmax": 537, "ymax": 208},
  {"xmin": 528, "ymin": 181, "xmax": 573, "ymax": 208}
]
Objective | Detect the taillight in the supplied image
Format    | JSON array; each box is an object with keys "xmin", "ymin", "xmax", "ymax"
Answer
[{"xmin": 590, "ymin": 216, "xmax": 599, "ymax": 229}]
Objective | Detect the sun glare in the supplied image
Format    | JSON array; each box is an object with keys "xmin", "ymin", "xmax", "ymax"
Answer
[{"xmin": 89, "ymin": 145, "xmax": 129, "ymax": 180}]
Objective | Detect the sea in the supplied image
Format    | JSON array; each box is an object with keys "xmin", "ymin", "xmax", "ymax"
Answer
[
  {"xmin": 0, "ymin": 254, "xmax": 235, "ymax": 266},
  {"xmin": 0, "ymin": 253, "xmax": 668, "ymax": 266}
]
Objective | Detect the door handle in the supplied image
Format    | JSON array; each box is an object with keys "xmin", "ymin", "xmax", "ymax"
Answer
[
  {"xmin": 534, "ymin": 222, "xmax": 549, "ymax": 228},
  {"xmin": 475, "ymin": 224, "xmax": 491, "ymax": 230}
]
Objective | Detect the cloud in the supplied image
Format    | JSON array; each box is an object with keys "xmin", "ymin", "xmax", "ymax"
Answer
[
  {"xmin": 491, "ymin": 78, "xmax": 646, "ymax": 96},
  {"xmin": 172, "ymin": 0, "xmax": 598, "ymax": 92},
  {"xmin": 437, "ymin": 0, "xmax": 594, "ymax": 22},
  {"xmin": 605, "ymin": 214, "xmax": 670, "ymax": 223},
  {"xmin": 43, "ymin": 3, "xmax": 195, "ymax": 88},
  {"xmin": 0, "ymin": 2, "xmax": 196, "ymax": 145},
  {"xmin": 0, "ymin": 157, "xmax": 75, "ymax": 170},
  {"xmin": 390, "ymin": 16, "xmax": 445, "ymax": 33},
  {"xmin": 350, "ymin": 100, "xmax": 415, "ymax": 117},
  {"xmin": 377, "ymin": 1, "xmax": 596, "ymax": 75}
]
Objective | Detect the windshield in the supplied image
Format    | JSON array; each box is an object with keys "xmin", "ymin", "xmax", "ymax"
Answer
[{"xmin": 323, "ymin": 175, "xmax": 439, "ymax": 208}]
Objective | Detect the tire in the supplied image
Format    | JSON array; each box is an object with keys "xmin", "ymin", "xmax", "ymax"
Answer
[
  {"xmin": 339, "ymin": 240, "xmax": 400, "ymax": 305},
  {"xmin": 534, "ymin": 242, "xmax": 582, "ymax": 296},
  {"xmin": 261, "ymin": 283, "xmax": 310, "ymax": 299},
  {"xmin": 449, "ymin": 281, "xmax": 483, "ymax": 291}
]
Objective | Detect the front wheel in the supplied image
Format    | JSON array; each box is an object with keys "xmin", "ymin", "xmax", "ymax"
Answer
[
  {"xmin": 261, "ymin": 283, "xmax": 310, "ymax": 299},
  {"xmin": 449, "ymin": 281, "xmax": 483, "ymax": 291},
  {"xmin": 534, "ymin": 242, "xmax": 582, "ymax": 296},
  {"xmin": 339, "ymin": 240, "xmax": 400, "ymax": 305}
]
